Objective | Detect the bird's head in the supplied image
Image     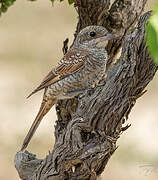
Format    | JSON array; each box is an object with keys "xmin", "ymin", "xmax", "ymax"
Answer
[{"xmin": 72, "ymin": 26, "xmax": 115, "ymax": 51}]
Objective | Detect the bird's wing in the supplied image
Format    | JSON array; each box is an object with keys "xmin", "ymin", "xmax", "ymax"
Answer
[{"xmin": 27, "ymin": 50, "xmax": 88, "ymax": 98}]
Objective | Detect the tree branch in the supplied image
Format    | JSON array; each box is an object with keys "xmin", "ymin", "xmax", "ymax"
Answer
[{"xmin": 15, "ymin": 0, "xmax": 157, "ymax": 179}]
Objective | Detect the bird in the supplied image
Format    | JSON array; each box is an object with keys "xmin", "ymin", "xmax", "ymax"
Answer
[{"xmin": 20, "ymin": 25, "xmax": 115, "ymax": 151}]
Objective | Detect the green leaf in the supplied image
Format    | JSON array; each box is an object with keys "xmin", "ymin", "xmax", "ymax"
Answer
[
  {"xmin": 1, "ymin": 4, "xmax": 8, "ymax": 13},
  {"xmin": 68, "ymin": 0, "xmax": 73, "ymax": 5},
  {"xmin": 50, "ymin": 0, "xmax": 55, "ymax": 5},
  {"xmin": 0, "ymin": 0, "xmax": 16, "ymax": 14},
  {"xmin": 146, "ymin": 6, "xmax": 158, "ymax": 64},
  {"xmin": 4, "ymin": 1, "xmax": 14, "ymax": 7}
]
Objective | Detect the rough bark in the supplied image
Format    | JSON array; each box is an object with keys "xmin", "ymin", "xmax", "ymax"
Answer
[{"xmin": 14, "ymin": 0, "xmax": 157, "ymax": 180}]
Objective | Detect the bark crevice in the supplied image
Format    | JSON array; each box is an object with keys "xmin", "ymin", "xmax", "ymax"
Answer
[{"xmin": 14, "ymin": 0, "xmax": 157, "ymax": 179}]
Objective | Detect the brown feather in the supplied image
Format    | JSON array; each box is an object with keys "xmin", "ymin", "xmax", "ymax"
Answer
[
  {"xmin": 21, "ymin": 96, "xmax": 57, "ymax": 151},
  {"xmin": 27, "ymin": 50, "xmax": 88, "ymax": 98}
]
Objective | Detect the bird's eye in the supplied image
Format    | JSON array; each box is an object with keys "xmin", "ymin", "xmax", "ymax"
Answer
[{"xmin": 89, "ymin": 31, "xmax": 96, "ymax": 37}]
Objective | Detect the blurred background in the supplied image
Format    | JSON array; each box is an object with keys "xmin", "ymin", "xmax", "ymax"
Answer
[{"xmin": 0, "ymin": 0, "xmax": 158, "ymax": 179}]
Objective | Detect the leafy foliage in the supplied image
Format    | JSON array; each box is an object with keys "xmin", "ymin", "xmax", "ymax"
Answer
[
  {"xmin": 0, "ymin": 0, "xmax": 16, "ymax": 14},
  {"xmin": 0, "ymin": 0, "xmax": 74, "ymax": 15},
  {"xmin": 146, "ymin": 6, "xmax": 158, "ymax": 64},
  {"xmin": 51, "ymin": 0, "xmax": 74, "ymax": 5},
  {"xmin": 68, "ymin": 0, "xmax": 74, "ymax": 4}
]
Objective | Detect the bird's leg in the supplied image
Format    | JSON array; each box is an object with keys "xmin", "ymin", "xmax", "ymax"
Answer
[
  {"xmin": 64, "ymin": 83, "xmax": 105, "ymax": 100},
  {"xmin": 96, "ymin": 82, "xmax": 105, "ymax": 87},
  {"xmin": 64, "ymin": 89, "xmax": 87, "ymax": 98}
]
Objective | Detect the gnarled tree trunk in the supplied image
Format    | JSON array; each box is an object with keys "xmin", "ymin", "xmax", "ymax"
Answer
[{"xmin": 14, "ymin": 0, "xmax": 157, "ymax": 179}]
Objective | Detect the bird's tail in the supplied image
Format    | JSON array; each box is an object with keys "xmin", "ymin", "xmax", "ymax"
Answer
[{"xmin": 20, "ymin": 97, "xmax": 57, "ymax": 151}]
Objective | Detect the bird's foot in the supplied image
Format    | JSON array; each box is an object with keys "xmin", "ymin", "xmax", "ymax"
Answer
[
  {"xmin": 96, "ymin": 82, "xmax": 105, "ymax": 87},
  {"xmin": 64, "ymin": 89, "xmax": 87, "ymax": 98}
]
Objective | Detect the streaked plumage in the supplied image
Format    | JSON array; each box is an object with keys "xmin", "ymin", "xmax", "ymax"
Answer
[{"xmin": 21, "ymin": 26, "xmax": 115, "ymax": 151}]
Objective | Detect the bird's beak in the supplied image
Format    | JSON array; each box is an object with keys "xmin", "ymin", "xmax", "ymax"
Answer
[
  {"xmin": 96, "ymin": 33, "xmax": 115, "ymax": 48},
  {"xmin": 101, "ymin": 32, "xmax": 115, "ymax": 41}
]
